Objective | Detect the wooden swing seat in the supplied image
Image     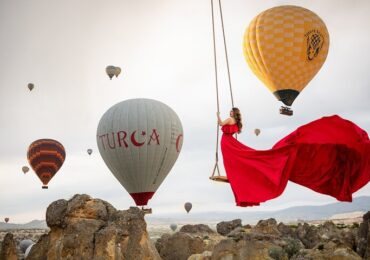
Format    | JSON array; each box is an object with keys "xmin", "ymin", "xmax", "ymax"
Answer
[{"xmin": 209, "ymin": 175, "xmax": 229, "ymax": 183}]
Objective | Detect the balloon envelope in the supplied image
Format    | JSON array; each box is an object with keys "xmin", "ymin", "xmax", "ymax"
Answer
[
  {"xmin": 106, "ymin": 66, "xmax": 116, "ymax": 80},
  {"xmin": 97, "ymin": 98, "xmax": 184, "ymax": 206},
  {"xmin": 22, "ymin": 166, "xmax": 29, "ymax": 174},
  {"xmin": 184, "ymin": 202, "xmax": 192, "ymax": 213},
  {"xmin": 20, "ymin": 240, "xmax": 34, "ymax": 253},
  {"xmin": 4, "ymin": 218, "xmax": 9, "ymax": 223},
  {"xmin": 28, "ymin": 83, "xmax": 34, "ymax": 91},
  {"xmin": 170, "ymin": 223, "xmax": 177, "ymax": 231},
  {"xmin": 114, "ymin": 67, "xmax": 121, "ymax": 77},
  {"xmin": 243, "ymin": 5, "xmax": 329, "ymax": 106},
  {"xmin": 27, "ymin": 139, "xmax": 66, "ymax": 189},
  {"xmin": 25, "ymin": 244, "xmax": 34, "ymax": 258},
  {"xmin": 87, "ymin": 149, "xmax": 93, "ymax": 155},
  {"xmin": 254, "ymin": 129, "xmax": 261, "ymax": 136}
]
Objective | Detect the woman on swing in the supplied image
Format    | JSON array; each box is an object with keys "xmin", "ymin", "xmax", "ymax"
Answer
[{"xmin": 216, "ymin": 109, "xmax": 370, "ymax": 207}]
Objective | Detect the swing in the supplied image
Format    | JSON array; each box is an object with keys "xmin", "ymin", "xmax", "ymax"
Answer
[{"xmin": 209, "ymin": 0, "xmax": 235, "ymax": 183}]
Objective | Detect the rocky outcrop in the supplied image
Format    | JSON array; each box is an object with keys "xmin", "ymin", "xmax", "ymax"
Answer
[
  {"xmin": 357, "ymin": 211, "xmax": 370, "ymax": 259},
  {"xmin": 187, "ymin": 251, "xmax": 212, "ymax": 260},
  {"xmin": 155, "ymin": 223, "xmax": 223, "ymax": 260},
  {"xmin": 179, "ymin": 224, "xmax": 214, "ymax": 235},
  {"xmin": 0, "ymin": 233, "xmax": 18, "ymax": 260},
  {"xmin": 216, "ymin": 219, "xmax": 242, "ymax": 236},
  {"xmin": 294, "ymin": 241, "xmax": 362, "ymax": 260},
  {"xmin": 212, "ymin": 237, "xmax": 278, "ymax": 260},
  {"xmin": 252, "ymin": 218, "xmax": 280, "ymax": 236},
  {"xmin": 155, "ymin": 232, "xmax": 205, "ymax": 260},
  {"xmin": 26, "ymin": 194, "xmax": 160, "ymax": 260},
  {"xmin": 296, "ymin": 222, "xmax": 321, "ymax": 249}
]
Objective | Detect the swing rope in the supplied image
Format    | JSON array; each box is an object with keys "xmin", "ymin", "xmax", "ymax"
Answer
[{"xmin": 210, "ymin": 0, "xmax": 235, "ymax": 181}]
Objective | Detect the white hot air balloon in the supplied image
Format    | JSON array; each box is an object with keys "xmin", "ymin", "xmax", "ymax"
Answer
[
  {"xmin": 24, "ymin": 244, "xmax": 35, "ymax": 258},
  {"xmin": 105, "ymin": 66, "xmax": 116, "ymax": 80},
  {"xmin": 97, "ymin": 98, "xmax": 184, "ymax": 206},
  {"xmin": 19, "ymin": 239, "xmax": 34, "ymax": 253}
]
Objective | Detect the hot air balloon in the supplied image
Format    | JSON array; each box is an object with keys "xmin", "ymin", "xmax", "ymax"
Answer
[
  {"xmin": 97, "ymin": 98, "xmax": 184, "ymax": 207},
  {"xmin": 170, "ymin": 223, "xmax": 177, "ymax": 232},
  {"xmin": 114, "ymin": 67, "xmax": 121, "ymax": 78},
  {"xmin": 106, "ymin": 66, "xmax": 116, "ymax": 80},
  {"xmin": 254, "ymin": 129, "xmax": 261, "ymax": 136},
  {"xmin": 4, "ymin": 218, "xmax": 9, "ymax": 223},
  {"xmin": 22, "ymin": 166, "xmax": 29, "ymax": 174},
  {"xmin": 87, "ymin": 149, "xmax": 93, "ymax": 155},
  {"xmin": 28, "ymin": 83, "xmax": 34, "ymax": 91},
  {"xmin": 27, "ymin": 139, "xmax": 66, "ymax": 189},
  {"xmin": 243, "ymin": 5, "xmax": 329, "ymax": 115},
  {"xmin": 184, "ymin": 202, "xmax": 192, "ymax": 213},
  {"xmin": 19, "ymin": 240, "xmax": 34, "ymax": 253},
  {"xmin": 25, "ymin": 244, "xmax": 34, "ymax": 258}
]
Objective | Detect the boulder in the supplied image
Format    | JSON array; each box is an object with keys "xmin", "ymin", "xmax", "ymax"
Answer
[
  {"xmin": 187, "ymin": 251, "xmax": 212, "ymax": 260},
  {"xmin": 295, "ymin": 223, "xmax": 321, "ymax": 249},
  {"xmin": 295, "ymin": 242, "xmax": 362, "ymax": 260},
  {"xmin": 278, "ymin": 222, "xmax": 296, "ymax": 238},
  {"xmin": 179, "ymin": 224, "xmax": 214, "ymax": 235},
  {"xmin": 0, "ymin": 233, "xmax": 18, "ymax": 260},
  {"xmin": 252, "ymin": 218, "xmax": 280, "ymax": 236},
  {"xmin": 216, "ymin": 219, "xmax": 242, "ymax": 236},
  {"xmin": 211, "ymin": 237, "xmax": 280, "ymax": 260},
  {"xmin": 155, "ymin": 232, "xmax": 205, "ymax": 260},
  {"xmin": 27, "ymin": 194, "xmax": 160, "ymax": 260}
]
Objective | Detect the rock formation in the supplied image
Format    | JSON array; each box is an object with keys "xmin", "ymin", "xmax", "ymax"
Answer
[
  {"xmin": 26, "ymin": 194, "xmax": 160, "ymax": 260},
  {"xmin": 0, "ymin": 233, "xmax": 18, "ymax": 260},
  {"xmin": 216, "ymin": 219, "xmax": 242, "ymax": 236}
]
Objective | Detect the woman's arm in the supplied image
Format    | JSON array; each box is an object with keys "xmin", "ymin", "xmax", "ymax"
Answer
[{"xmin": 217, "ymin": 112, "xmax": 232, "ymax": 126}]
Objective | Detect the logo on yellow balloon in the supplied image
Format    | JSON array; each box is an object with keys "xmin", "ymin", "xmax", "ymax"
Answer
[{"xmin": 305, "ymin": 29, "xmax": 324, "ymax": 61}]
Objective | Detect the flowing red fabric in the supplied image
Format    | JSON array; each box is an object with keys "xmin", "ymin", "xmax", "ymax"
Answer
[{"xmin": 221, "ymin": 115, "xmax": 370, "ymax": 207}]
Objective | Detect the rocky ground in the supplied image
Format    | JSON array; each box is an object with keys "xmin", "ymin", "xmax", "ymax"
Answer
[{"xmin": 0, "ymin": 194, "xmax": 369, "ymax": 259}]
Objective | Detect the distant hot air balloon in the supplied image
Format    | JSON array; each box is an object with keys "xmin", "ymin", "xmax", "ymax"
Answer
[
  {"xmin": 19, "ymin": 240, "xmax": 34, "ymax": 253},
  {"xmin": 184, "ymin": 202, "xmax": 192, "ymax": 213},
  {"xmin": 170, "ymin": 223, "xmax": 177, "ymax": 232},
  {"xmin": 28, "ymin": 83, "xmax": 34, "ymax": 91},
  {"xmin": 114, "ymin": 67, "xmax": 121, "ymax": 78},
  {"xmin": 106, "ymin": 66, "xmax": 116, "ymax": 80},
  {"xmin": 87, "ymin": 149, "xmax": 93, "ymax": 155},
  {"xmin": 4, "ymin": 218, "xmax": 9, "ymax": 223},
  {"xmin": 243, "ymin": 5, "xmax": 329, "ymax": 115},
  {"xmin": 27, "ymin": 139, "xmax": 66, "ymax": 189},
  {"xmin": 22, "ymin": 166, "xmax": 30, "ymax": 174},
  {"xmin": 254, "ymin": 129, "xmax": 261, "ymax": 136},
  {"xmin": 97, "ymin": 98, "xmax": 184, "ymax": 206}
]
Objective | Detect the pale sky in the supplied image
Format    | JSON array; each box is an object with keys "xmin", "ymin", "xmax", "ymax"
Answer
[{"xmin": 0, "ymin": 0, "xmax": 369, "ymax": 223}]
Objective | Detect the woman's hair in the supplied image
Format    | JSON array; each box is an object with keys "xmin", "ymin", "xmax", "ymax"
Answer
[{"xmin": 232, "ymin": 107, "xmax": 243, "ymax": 133}]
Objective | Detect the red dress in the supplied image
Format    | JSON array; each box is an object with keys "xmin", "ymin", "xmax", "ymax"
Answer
[{"xmin": 220, "ymin": 115, "xmax": 370, "ymax": 207}]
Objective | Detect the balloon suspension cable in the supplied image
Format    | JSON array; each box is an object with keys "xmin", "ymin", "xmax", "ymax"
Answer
[{"xmin": 210, "ymin": 0, "xmax": 236, "ymax": 179}]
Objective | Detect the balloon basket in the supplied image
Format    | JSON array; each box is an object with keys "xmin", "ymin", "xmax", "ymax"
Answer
[
  {"xmin": 279, "ymin": 106, "xmax": 293, "ymax": 116},
  {"xmin": 42, "ymin": 186, "xmax": 48, "ymax": 189},
  {"xmin": 141, "ymin": 207, "xmax": 152, "ymax": 214}
]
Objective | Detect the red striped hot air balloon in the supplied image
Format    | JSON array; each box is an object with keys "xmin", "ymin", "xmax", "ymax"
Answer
[{"xmin": 27, "ymin": 139, "xmax": 66, "ymax": 189}]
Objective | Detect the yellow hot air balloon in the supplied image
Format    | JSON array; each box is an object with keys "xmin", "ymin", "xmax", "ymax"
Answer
[{"xmin": 243, "ymin": 5, "xmax": 329, "ymax": 115}]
